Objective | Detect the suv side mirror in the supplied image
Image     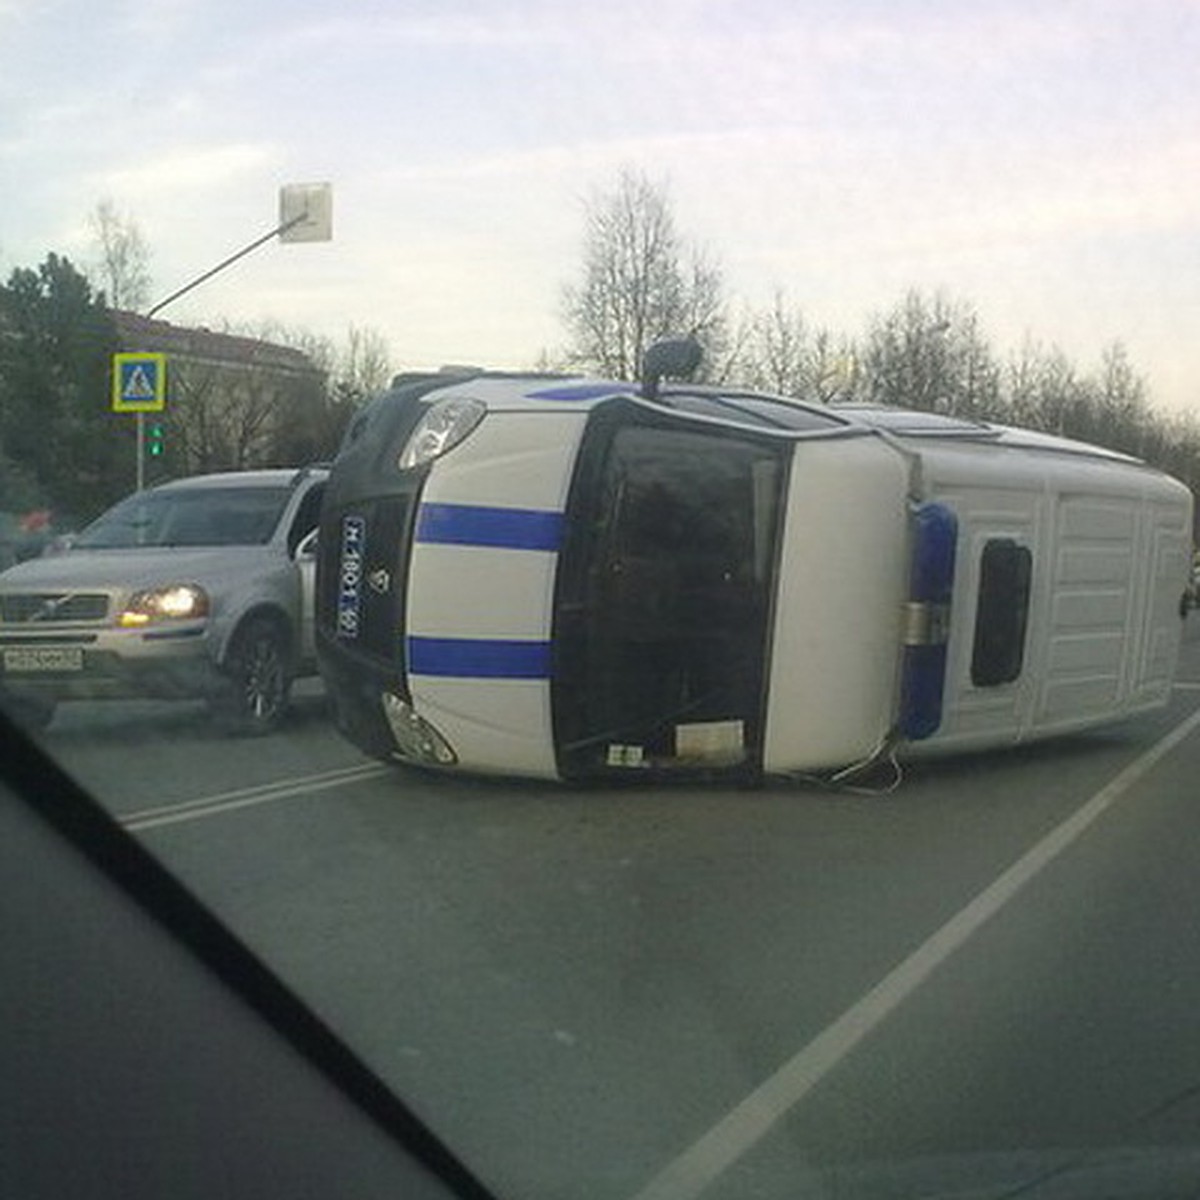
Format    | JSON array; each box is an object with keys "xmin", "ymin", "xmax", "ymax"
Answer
[{"xmin": 294, "ymin": 529, "xmax": 318, "ymax": 561}]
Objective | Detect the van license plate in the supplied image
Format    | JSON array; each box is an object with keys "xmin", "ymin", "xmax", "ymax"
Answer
[{"xmin": 3, "ymin": 647, "xmax": 84, "ymax": 672}]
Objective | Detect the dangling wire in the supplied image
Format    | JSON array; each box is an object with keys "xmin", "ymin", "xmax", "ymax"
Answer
[{"xmin": 770, "ymin": 729, "xmax": 905, "ymax": 797}]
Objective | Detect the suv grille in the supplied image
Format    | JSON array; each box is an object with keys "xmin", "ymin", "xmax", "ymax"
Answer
[{"xmin": 0, "ymin": 592, "xmax": 110, "ymax": 623}]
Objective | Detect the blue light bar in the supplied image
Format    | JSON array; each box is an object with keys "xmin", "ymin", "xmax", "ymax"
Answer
[{"xmin": 897, "ymin": 502, "xmax": 958, "ymax": 740}]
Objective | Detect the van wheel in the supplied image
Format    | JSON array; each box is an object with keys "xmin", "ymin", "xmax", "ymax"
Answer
[{"xmin": 211, "ymin": 617, "xmax": 292, "ymax": 735}]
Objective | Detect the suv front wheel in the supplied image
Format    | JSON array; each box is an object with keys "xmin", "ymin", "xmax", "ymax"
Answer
[{"xmin": 211, "ymin": 616, "xmax": 292, "ymax": 735}]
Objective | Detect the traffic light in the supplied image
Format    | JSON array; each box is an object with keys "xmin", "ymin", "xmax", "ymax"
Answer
[{"xmin": 147, "ymin": 419, "xmax": 166, "ymax": 458}]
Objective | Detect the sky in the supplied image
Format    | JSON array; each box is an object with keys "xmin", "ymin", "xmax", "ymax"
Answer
[{"xmin": 2, "ymin": 0, "xmax": 1199, "ymax": 413}]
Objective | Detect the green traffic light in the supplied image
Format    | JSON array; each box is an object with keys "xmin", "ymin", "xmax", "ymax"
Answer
[{"xmin": 147, "ymin": 422, "xmax": 165, "ymax": 457}]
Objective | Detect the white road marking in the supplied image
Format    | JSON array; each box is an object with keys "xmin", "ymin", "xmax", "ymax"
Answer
[
  {"xmin": 1174, "ymin": 681, "xmax": 1200, "ymax": 692},
  {"xmin": 121, "ymin": 762, "xmax": 392, "ymax": 832},
  {"xmin": 631, "ymin": 705, "xmax": 1200, "ymax": 1200}
]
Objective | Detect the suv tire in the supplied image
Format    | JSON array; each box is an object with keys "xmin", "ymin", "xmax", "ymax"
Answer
[{"xmin": 211, "ymin": 616, "xmax": 292, "ymax": 736}]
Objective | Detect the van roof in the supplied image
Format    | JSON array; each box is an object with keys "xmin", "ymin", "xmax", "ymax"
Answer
[{"xmin": 832, "ymin": 403, "xmax": 1143, "ymax": 465}]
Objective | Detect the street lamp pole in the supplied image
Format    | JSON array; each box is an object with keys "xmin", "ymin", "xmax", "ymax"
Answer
[
  {"xmin": 144, "ymin": 212, "xmax": 308, "ymax": 320},
  {"xmin": 128, "ymin": 183, "xmax": 333, "ymax": 490}
]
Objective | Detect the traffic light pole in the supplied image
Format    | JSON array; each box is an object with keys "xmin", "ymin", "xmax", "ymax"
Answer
[{"xmin": 136, "ymin": 412, "xmax": 145, "ymax": 492}]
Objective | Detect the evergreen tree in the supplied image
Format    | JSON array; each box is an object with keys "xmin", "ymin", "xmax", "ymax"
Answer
[{"xmin": 0, "ymin": 254, "xmax": 127, "ymax": 523}]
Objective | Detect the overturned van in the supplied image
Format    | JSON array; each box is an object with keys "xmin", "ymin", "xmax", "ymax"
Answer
[{"xmin": 315, "ymin": 354, "xmax": 1194, "ymax": 783}]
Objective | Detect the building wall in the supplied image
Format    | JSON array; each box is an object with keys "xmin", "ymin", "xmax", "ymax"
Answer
[{"xmin": 112, "ymin": 311, "xmax": 328, "ymax": 477}]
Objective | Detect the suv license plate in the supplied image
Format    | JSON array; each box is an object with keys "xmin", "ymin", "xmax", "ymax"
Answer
[{"xmin": 3, "ymin": 647, "xmax": 84, "ymax": 673}]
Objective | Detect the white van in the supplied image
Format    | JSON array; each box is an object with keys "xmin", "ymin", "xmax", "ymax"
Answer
[{"xmin": 315, "ymin": 348, "xmax": 1193, "ymax": 783}]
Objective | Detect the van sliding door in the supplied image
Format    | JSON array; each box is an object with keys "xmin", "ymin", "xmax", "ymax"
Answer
[{"xmin": 553, "ymin": 414, "xmax": 786, "ymax": 780}]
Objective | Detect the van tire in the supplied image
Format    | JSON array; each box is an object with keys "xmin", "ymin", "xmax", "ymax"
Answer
[{"xmin": 211, "ymin": 617, "xmax": 292, "ymax": 736}]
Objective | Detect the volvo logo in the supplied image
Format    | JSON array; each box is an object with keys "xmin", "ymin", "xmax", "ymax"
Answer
[
  {"xmin": 34, "ymin": 593, "xmax": 75, "ymax": 622},
  {"xmin": 366, "ymin": 567, "xmax": 391, "ymax": 595}
]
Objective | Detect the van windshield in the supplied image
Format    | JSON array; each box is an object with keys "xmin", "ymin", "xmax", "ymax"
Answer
[{"xmin": 554, "ymin": 420, "xmax": 786, "ymax": 778}]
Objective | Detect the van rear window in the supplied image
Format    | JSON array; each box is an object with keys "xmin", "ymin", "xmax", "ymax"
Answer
[{"xmin": 971, "ymin": 539, "xmax": 1033, "ymax": 687}]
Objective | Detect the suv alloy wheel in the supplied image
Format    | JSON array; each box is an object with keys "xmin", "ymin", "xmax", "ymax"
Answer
[{"xmin": 211, "ymin": 616, "xmax": 292, "ymax": 735}]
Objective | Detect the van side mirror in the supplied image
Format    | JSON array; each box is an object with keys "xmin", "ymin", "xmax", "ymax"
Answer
[{"xmin": 640, "ymin": 336, "xmax": 703, "ymax": 402}]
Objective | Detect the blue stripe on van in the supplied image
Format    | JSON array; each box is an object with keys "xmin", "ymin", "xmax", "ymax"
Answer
[
  {"xmin": 415, "ymin": 503, "xmax": 564, "ymax": 552},
  {"xmin": 525, "ymin": 383, "xmax": 627, "ymax": 401},
  {"xmin": 407, "ymin": 636, "xmax": 552, "ymax": 679}
]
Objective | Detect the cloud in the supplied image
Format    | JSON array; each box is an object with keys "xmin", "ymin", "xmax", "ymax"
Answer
[
  {"xmin": 575, "ymin": 2, "xmax": 1090, "ymax": 75},
  {"xmin": 282, "ymin": 9, "xmax": 553, "ymax": 49},
  {"xmin": 91, "ymin": 142, "xmax": 282, "ymax": 200},
  {"xmin": 116, "ymin": 0, "xmax": 199, "ymax": 40},
  {"xmin": 0, "ymin": 0, "xmax": 34, "ymax": 22}
]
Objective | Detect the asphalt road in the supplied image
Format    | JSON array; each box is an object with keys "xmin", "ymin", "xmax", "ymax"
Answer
[{"xmin": 38, "ymin": 618, "xmax": 1200, "ymax": 1200}]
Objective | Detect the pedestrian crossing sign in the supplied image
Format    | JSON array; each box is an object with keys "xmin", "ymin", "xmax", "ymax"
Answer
[{"xmin": 112, "ymin": 352, "xmax": 167, "ymax": 413}]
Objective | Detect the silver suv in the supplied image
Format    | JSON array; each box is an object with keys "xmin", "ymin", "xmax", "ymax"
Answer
[{"xmin": 0, "ymin": 467, "xmax": 327, "ymax": 734}]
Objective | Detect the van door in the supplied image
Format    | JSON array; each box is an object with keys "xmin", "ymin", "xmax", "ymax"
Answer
[
  {"xmin": 926, "ymin": 480, "xmax": 1043, "ymax": 748},
  {"xmin": 553, "ymin": 414, "xmax": 787, "ymax": 780}
]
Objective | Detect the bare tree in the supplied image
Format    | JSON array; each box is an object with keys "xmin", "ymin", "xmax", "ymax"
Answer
[
  {"xmin": 731, "ymin": 291, "xmax": 861, "ymax": 403},
  {"xmin": 737, "ymin": 292, "xmax": 810, "ymax": 395},
  {"xmin": 808, "ymin": 329, "xmax": 865, "ymax": 405},
  {"xmin": 561, "ymin": 169, "xmax": 727, "ymax": 380},
  {"xmin": 335, "ymin": 324, "xmax": 392, "ymax": 403},
  {"xmin": 1004, "ymin": 337, "xmax": 1051, "ymax": 429},
  {"xmin": 861, "ymin": 291, "xmax": 1000, "ymax": 418},
  {"xmin": 1093, "ymin": 341, "xmax": 1149, "ymax": 453},
  {"xmin": 193, "ymin": 320, "xmax": 389, "ymax": 464},
  {"xmin": 167, "ymin": 360, "xmax": 291, "ymax": 473},
  {"xmin": 88, "ymin": 199, "xmax": 152, "ymax": 310}
]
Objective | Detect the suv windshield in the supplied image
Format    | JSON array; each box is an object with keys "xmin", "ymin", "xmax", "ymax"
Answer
[{"xmin": 74, "ymin": 486, "xmax": 291, "ymax": 550}]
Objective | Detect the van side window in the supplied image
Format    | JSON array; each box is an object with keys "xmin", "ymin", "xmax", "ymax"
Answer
[{"xmin": 971, "ymin": 539, "xmax": 1032, "ymax": 687}]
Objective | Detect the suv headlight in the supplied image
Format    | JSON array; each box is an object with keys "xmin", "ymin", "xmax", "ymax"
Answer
[
  {"xmin": 398, "ymin": 397, "xmax": 485, "ymax": 470},
  {"xmin": 118, "ymin": 584, "xmax": 210, "ymax": 626}
]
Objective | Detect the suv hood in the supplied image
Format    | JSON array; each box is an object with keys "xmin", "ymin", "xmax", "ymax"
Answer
[{"xmin": 0, "ymin": 546, "xmax": 271, "ymax": 592}]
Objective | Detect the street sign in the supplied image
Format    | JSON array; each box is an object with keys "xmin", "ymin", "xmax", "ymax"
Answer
[
  {"xmin": 112, "ymin": 352, "xmax": 167, "ymax": 413},
  {"xmin": 278, "ymin": 182, "xmax": 333, "ymax": 243}
]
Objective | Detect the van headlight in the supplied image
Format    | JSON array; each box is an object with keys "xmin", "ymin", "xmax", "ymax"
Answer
[
  {"xmin": 118, "ymin": 584, "xmax": 209, "ymax": 626},
  {"xmin": 381, "ymin": 693, "xmax": 458, "ymax": 765},
  {"xmin": 398, "ymin": 397, "xmax": 485, "ymax": 470}
]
